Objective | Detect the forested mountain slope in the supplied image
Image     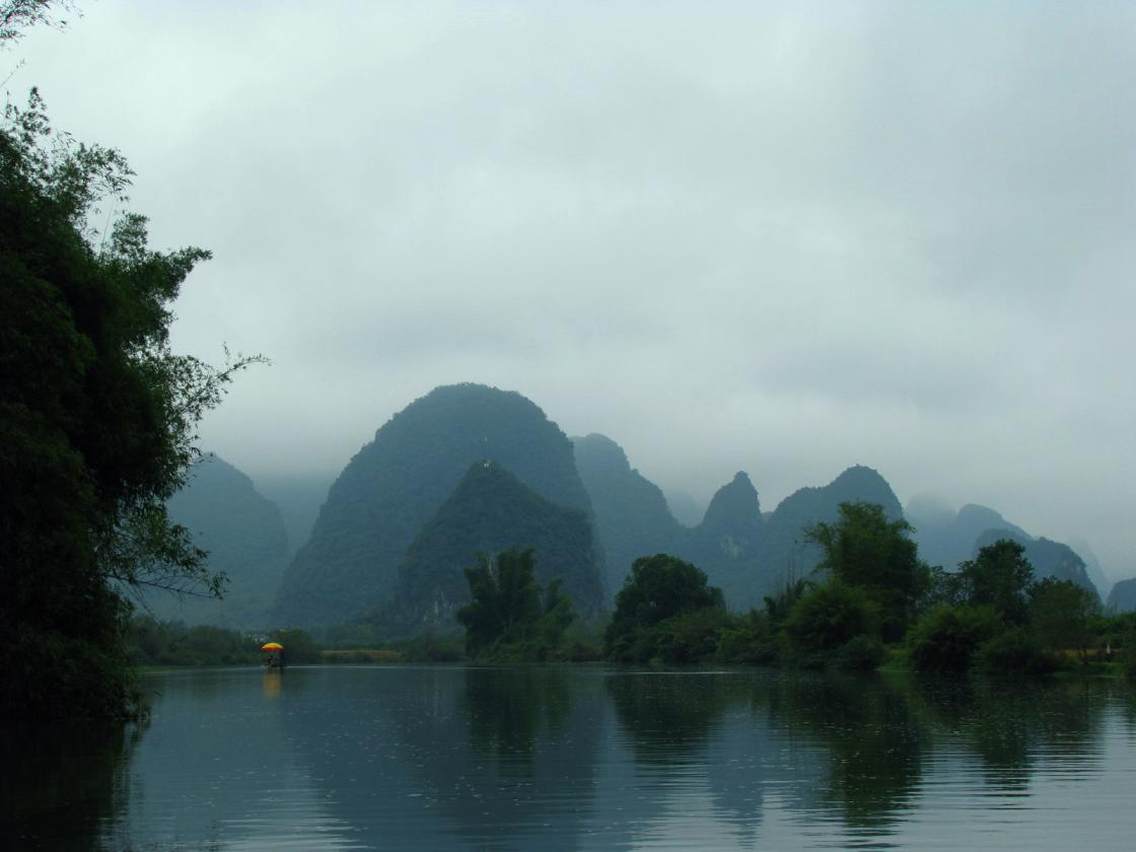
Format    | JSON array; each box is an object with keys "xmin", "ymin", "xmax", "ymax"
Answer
[
  {"xmin": 274, "ymin": 384, "xmax": 593, "ymax": 626},
  {"xmin": 387, "ymin": 461, "xmax": 605, "ymax": 632}
]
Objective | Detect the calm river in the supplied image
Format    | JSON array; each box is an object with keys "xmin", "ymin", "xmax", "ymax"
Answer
[{"xmin": 6, "ymin": 666, "xmax": 1136, "ymax": 850}]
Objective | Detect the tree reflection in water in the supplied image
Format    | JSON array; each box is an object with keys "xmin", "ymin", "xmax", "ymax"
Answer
[
  {"xmin": 769, "ymin": 673, "xmax": 928, "ymax": 830},
  {"xmin": 462, "ymin": 666, "xmax": 573, "ymax": 770},
  {"xmin": 1, "ymin": 718, "xmax": 145, "ymax": 850},
  {"xmin": 911, "ymin": 675, "xmax": 1108, "ymax": 791},
  {"xmin": 605, "ymin": 672, "xmax": 745, "ymax": 766},
  {"xmin": 7, "ymin": 667, "xmax": 1132, "ymax": 850}
]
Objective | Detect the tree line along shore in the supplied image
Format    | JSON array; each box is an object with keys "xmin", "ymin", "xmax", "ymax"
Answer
[{"xmin": 128, "ymin": 502, "xmax": 1136, "ymax": 681}]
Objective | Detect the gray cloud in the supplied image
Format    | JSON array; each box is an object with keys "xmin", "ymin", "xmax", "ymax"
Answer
[{"xmin": 13, "ymin": 1, "xmax": 1135, "ymax": 573}]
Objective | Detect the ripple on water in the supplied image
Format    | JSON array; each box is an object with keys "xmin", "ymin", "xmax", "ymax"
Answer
[{"xmin": 7, "ymin": 667, "xmax": 1136, "ymax": 850}]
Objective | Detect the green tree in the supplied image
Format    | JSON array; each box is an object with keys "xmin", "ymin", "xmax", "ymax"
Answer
[
  {"xmin": 784, "ymin": 581, "xmax": 879, "ymax": 660},
  {"xmin": 975, "ymin": 627, "xmax": 1054, "ymax": 676},
  {"xmin": 604, "ymin": 553, "xmax": 724, "ymax": 662},
  {"xmin": 1, "ymin": 0, "xmax": 75, "ymax": 44},
  {"xmin": 805, "ymin": 502, "xmax": 928, "ymax": 641},
  {"xmin": 456, "ymin": 549, "xmax": 576, "ymax": 659},
  {"xmin": 956, "ymin": 539, "xmax": 1034, "ymax": 626},
  {"xmin": 1, "ymin": 92, "xmax": 261, "ymax": 717},
  {"xmin": 1028, "ymin": 578, "xmax": 1098, "ymax": 659},
  {"xmin": 907, "ymin": 605, "xmax": 1001, "ymax": 673}
]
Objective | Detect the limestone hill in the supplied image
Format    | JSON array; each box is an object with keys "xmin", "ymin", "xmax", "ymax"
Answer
[
  {"xmin": 387, "ymin": 461, "xmax": 605, "ymax": 632},
  {"xmin": 273, "ymin": 384, "xmax": 593, "ymax": 626}
]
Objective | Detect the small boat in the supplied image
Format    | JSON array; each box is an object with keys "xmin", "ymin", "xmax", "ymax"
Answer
[{"xmin": 261, "ymin": 641, "xmax": 285, "ymax": 668}]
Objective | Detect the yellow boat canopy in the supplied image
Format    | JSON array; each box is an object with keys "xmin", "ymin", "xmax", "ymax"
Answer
[{"xmin": 261, "ymin": 642, "xmax": 284, "ymax": 652}]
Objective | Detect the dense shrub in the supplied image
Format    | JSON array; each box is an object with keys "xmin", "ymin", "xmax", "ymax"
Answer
[
  {"xmin": 976, "ymin": 628, "xmax": 1056, "ymax": 676},
  {"xmin": 1028, "ymin": 578, "xmax": 1098, "ymax": 657},
  {"xmin": 805, "ymin": 502, "xmax": 929, "ymax": 641},
  {"xmin": 1123, "ymin": 649, "xmax": 1136, "ymax": 681},
  {"xmin": 126, "ymin": 617, "xmax": 261, "ymax": 667},
  {"xmin": 835, "ymin": 634, "xmax": 887, "ymax": 672},
  {"xmin": 717, "ymin": 610, "xmax": 779, "ymax": 665},
  {"xmin": 908, "ymin": 605, "xmax": 1001, "ymax": 673},
  {"xmin": 605, "ymin": 554, "xmax": 725, "ymax": 662},
  {"xmin": 456, "ymin": 549, "xmax": 578, "ymax": 661},
  {"xmin": 654, "ymin": 607, "xmax": 732, "ymax": 664},
  {"xmin": 954, "ymin": 540, "xmax": 1034, "ymax": 626},
  {"xmin": 763, "ymin": 579, "xmax": 811, "ymax": 627},
  {"xmin": 785, "ymin": 582, "xmax": 878, "ymax": 657}
]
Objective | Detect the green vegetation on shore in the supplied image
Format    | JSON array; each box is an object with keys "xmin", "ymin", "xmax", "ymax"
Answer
[
  {"xmin": 1, "ymin": 85, "xmax": 262, "ymax": 718},
  {"xmin": 128, "ymin": 500, "xmax": 1136, "ymax": 682},
  {"xmin": 117, "ymin": 496, "xmax": 1136, "ymax": 686},
  {"xmin": 448, "ymin": 501, "xmax": 1136, "ymax": 678}
]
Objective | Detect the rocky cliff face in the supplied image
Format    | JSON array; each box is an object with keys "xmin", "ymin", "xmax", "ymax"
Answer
[
  {"xmin": 146, "ymin": 454, "xmax": 288, "ymax": 629},
  {"xmin": 699, "ymin": 472, "xmax": 764, "ymax": 544},
  {"xmin": 671, "ymin": 472, "xmax": 765, "ymax": 608},
  {"xmin": 388, "ymin": 461, "xmax": 605, "ymax": 632},
  {"xmin": 273, "ymin": 384, "xmax": 594, "ymax": 626}
]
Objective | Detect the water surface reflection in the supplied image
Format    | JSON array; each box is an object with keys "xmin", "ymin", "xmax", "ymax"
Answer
[{"xmin": 5, "ymin": 666, "xmax": 1136, "ymax": 850}]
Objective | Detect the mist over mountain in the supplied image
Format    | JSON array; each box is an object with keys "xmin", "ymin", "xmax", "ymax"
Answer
[
  {"xmin": 905, "ymin": 500, "xmax": 1029, "ymax": 571},
  {"xmin": 145, "ymin": 454, "xmax": 288, "ymax": 629},
  {"xmin": 387, "ymin": 461, "xmax": 605, "ymax": 632},
  {"xmin": 572, "ymin": 434, "xmax": 681, "ymax": 596},
  {"xmin": 273, "ymin": 384, "xmax": 594, "ymax": 627},
  {"xmin": 256, "ymin": 474, "xmax": 334, "ymax": 560},
  {"xmin": 664, "ymin": 490, "xmax": 707, "ymax": 528},
  {"xmin": 1068, "ymin": 537, "xmax": 1112, "ymax": 599},
  {"xmin": 907, "ymin": 498, "xmax": 1102, "ymax": 597}
]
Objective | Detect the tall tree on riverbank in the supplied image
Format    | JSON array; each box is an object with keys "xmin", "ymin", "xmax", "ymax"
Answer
[
  {"xmin": 0, "ymin": 88, "xmax": 261, "ymax": 717},
  {"xmin": 457, "ymin": 549, "xmax": 577, "ymax": 659},
  {"xmin": 604, "ymin": 554, "xmax": 727, "ymax": 662},
  {"xmin": 805, "ymin": 502, "xmax": 929, "ymax": 642}
]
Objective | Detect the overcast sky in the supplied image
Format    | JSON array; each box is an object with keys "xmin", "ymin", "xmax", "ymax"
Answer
[{"xmin": 11, "ymin": 1, "xmax": 1135, "ymax": 575}]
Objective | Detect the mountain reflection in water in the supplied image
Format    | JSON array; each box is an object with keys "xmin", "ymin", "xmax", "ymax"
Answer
[{"xmin": 5, "ymin": 666, "xmax": 1136, "ymax": 850}]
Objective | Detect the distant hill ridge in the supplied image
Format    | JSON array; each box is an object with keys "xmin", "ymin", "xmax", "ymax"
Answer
[
  {"xmin": 574, "ymin": 433, "xmax": 1102, "ymax": 610},
  {"xmin": 574, "ymin": 433, "xmax": 904, "ymax": 609},
  {"xmin": 238, "ymin": 382, "xmax": 1112, "ymax": 626},
  {"xmin": 907, "ymin": 499, "xmax": 1099, "ymax": 597},
  {"xmin": 146, "ymin": 453, "xmax": 289, "ymax": 629}
]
